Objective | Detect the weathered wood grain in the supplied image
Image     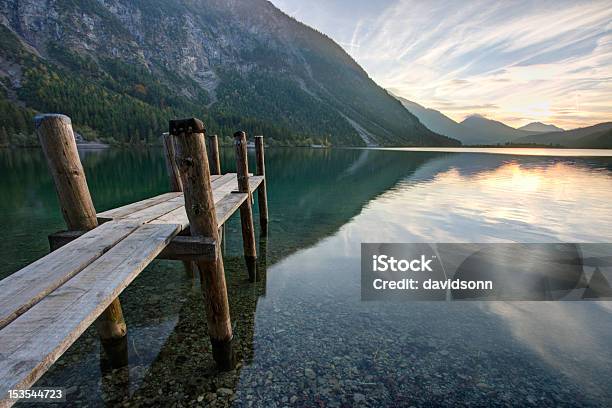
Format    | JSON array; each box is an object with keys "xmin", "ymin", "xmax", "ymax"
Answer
[
  {"xmin": 151, "ymin": 178, "xmax": 260, "ymax": 229},
  {"xmin": 99, "ymin": 174, "xmax": 236, "ymax": 225},
  {"xmin": 0, "ymin": 135, "xmax": 266, "ymax": 390},
  {"xmin": 234, "ymin": 131, "xmax": 257, "ymax": 281},
  {"xmin": 125, "ymin": 175, "xmax": 239, "ymax": 226},
  {"xmin": 35, "ymin": 113, "xmax": 127, "ymax": 345},
  {"xmin": 162, "ymin": 132, "xmax": 183, "ymax": 192},
  {"xmin": 48, "ymin": 228, "xmax": 222, "ymax": 262},
  {"xmin": 97, "ymin": 192, "xmax": 182, "ymax": 221},
  {"xmin": 243, "ymin": 176, "xmax": 264, "ymax": 194},
  {"xmin": 216, "ymin": 193, "xmax": 250, "ymax": 226},
  {"xmin": 158, "ymin": 235, "xmax": 216, "ymax": 261},
  {"xmin": 124, "ymin": 196, "xmax": 187, "ymax": 223},
  {"xmin": 35, "ymin": 114, "xmax": 97, "ymax": 231},
  {"xmin": 150, "ymin": 192, "xmax": 246, "ymax": 229},
  {"xmin": 162, "ymin": 131, "xmax": 195, "ymax": 274},
  {"xmin": 0, "ymin": 223, "xmax": 180, "ymax": 407},
  {"xmin": 172, "ymin": 118, "xmax": 234, "ymax": 370},
  {"xmin": 0, "ymin": 173, "xmax": 262, "ymax": 333},
  {"xmin": 208, "ymin": 134, "xmax": 222, "ymax": 175},
  {"xmin": 0, "ymin": 221, "xmax": 139, "ymax": 330},
  {"xmin": 97, "ymin": 175, "xmax": 226, "ymax": 221},
  {"xmin": 254, "ymin": 135, "xmax": 268, "ymax": 234}
]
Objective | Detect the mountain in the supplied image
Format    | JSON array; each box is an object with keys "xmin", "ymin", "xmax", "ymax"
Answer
[
  {"xmin": 459, "ymin": 115, "xmax": 536, "ymax": 144},
  {"xmin": 0, "ymin": 0, "xmax": 458, "ymax": 147},
  {"xmin": 395, "ymin": 95, "xmax": 534, "ymax": 145},
  {"xmin": 396, "ymin": 95, "xmax": 609, "ymax": 149},
  {"xmin": 395, "ymin": 98, "xmax": 481, "ymax": 144},
  {"xmin": 576, "ymin": 128, "xmax": 612, "ymax": 148},
  {"xmin": 518, "ymin": 122, "xmax": 564, "ymax": 133},
  {"xmin": 515, "ymin": 122, "xmax": 612, "ymax": 148}
]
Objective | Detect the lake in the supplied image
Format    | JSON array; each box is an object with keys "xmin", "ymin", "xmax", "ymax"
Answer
[{"xmin": 1, "ymin": 147, "xmax": 611, "ymax": 407}]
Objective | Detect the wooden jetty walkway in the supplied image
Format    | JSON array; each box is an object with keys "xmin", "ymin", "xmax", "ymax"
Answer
[{"xmin": 0, "ymin": 115, "xmax": 268, "ymax": 407}]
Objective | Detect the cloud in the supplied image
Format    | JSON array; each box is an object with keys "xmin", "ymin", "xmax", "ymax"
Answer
[
  {"xmin": 434, "ymin": 102, "xmax": 499, "ymax": 111},
  {"xmin": 271, "ymin": 0, "xmax": 612, "ymax": 129}
]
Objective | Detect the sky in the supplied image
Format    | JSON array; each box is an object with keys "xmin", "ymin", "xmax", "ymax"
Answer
[{"xmin": 270, "ymin": 0, "xmax": 612, "ymax": 129}]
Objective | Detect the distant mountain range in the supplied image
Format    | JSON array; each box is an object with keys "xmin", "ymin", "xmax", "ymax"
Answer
[
  {"xmin": 515, "ymin": 122, "xmax": 612, "ymax": 148},
  {"xmin": 517, "ymin": 122, "xmax": 564, "ymax": 133},
  {"xmin": 395, "ymin": 96, "xmax": 611, "ymax": 148},
  {"xmin": 395, "ymin": 97, "xmax": 535, "ymax": 145},
  {"xmin": 461, "ymin": 114, "xmax": 537, "ymax": 144}
]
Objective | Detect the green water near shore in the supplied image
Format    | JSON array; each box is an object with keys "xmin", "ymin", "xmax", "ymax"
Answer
[{"xmin": 1, "ymin": 147, "xmax": 612, "ymax": 407}]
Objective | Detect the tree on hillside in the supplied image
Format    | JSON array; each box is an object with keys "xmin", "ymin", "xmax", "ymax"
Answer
[{"xmin": 0, "ymin": 126, "xmax": 9, "ymax": 147}]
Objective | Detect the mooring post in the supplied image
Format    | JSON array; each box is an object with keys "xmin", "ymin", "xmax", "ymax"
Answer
[
  {"xmin": 162, "ymin": 132, "xmax": 196, "ymax": 277},
  {"xmin": 254, "ymin": 135, "xmax": 269, "ymax": 235},
  {"xmin": 162, "ymin": 132, "xmax": 183, "ymax": 192},
  {"xmin": 234, "ymin": 131, "xmax": 258, "ymax": 282},
  {"xmin": 171, "ymin": 118, "xmax": 235, "ymax": 370},
  {"xmin": 35, "ymin": 113, "xmax": 128, "ymax": 367},
  {"xmin": 206, "ymin": 134, "xmax": 224, "ymax": 243},
  {"xmin": 208, "ymin": 134, "xmax": 222, "ymax": 175}
]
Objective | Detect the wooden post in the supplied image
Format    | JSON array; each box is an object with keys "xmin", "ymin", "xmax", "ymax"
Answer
[
  {"xmin": 207, "ymin": 134, "xmax": 223, "ymax": 244},
  {"xmin": 35, "ymin": 114, "xmax": 127, "ymax": 367},
  {"xmin": 234, "ymin": 131, "xmax": 257, "ymax": 282},
  {"xmin": 170, "ymin": 118, "xmax": 235, "ymax": 370},
  {"xmin": 162, "ymin": 132, "xmax": 195, "ymax": 277},
  {"xmin": 162, "ymin": 132, "xmax": 183, "ymax": 192},
  {"xmin": 208, "ymin": 134, "xmax": 221, "ymax": 175},
  {"xmin": 254, "ymin": 135, "xmax": 269, "ymax": 235}
]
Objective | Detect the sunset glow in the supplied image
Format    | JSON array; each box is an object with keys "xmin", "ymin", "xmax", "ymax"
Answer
[{"xmin": 272, "ymin": 0, "xmax": 612, "ymax": 129}]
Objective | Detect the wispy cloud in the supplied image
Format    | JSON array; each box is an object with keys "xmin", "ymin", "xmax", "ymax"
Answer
[{"xmin": 271, "ymin": 0, "xmax": 612, "ymax": 129}]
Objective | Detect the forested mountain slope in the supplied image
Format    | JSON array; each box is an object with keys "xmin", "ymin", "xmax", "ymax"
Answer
[{"xmin": 0, "ymin": 0, "xmax": 458, "ymax": 147}]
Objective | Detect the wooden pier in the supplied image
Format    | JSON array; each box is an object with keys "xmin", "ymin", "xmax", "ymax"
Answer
[{"xmin": 0, "ymin": 115, "xmax": 269, "ymax": 407}]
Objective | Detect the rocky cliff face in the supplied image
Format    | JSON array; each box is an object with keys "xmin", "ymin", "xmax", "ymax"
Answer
[{"xmin": 0, "ymin": 0, "xmax": 459, "ymax": 146}]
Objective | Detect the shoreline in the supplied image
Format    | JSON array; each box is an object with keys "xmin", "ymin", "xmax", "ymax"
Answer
[
  {"xmin": 2, "ymin": 144, "xmax": 612, "ymax": 156},
  {"xmin": 368, "ymin": 146, "xmax": 612, "ymax": 157}
]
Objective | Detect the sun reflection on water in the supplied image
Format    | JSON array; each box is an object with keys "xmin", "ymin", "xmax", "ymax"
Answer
[{"xmin": 377, "ymin": 160, "xmax": 612, "ymax": 243}]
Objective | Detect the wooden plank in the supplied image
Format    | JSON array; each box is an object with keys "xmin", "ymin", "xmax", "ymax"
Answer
[
  {"xmin": 0, "ymin": 221, "xmax": 139, "ymax": 331},
  {"xmin": 217, "ymin": 193, "xmax": 250, "ymax": 226},
  {"xmin": 211, "ymin": 173, "xmax": 239, "ymax": 191},
  {"xmin": 245, "ymin": 176, "xmax": 264, "ymax": 193},
  {"xmin": 97, "ymin": 192, "xmax": 182, "ymax": 221},
  {"xmin": 97, "ymin": 176, "xmax": 226, "ymax": 221},
  {"xmin": 157, "ymin": 236, "xmax": 217, "ymax": 261},
  {"xmin": 102, "ymin": 174, "xmax": 239, "ymax": 225},
  {"xmin": 152, "ymin": 192, "xmax": 248, "ymax": 229},
  {"xmin": 49, "ymin": 231, "xmax": 218, "ymax": 262},
  {"xmin": 0, "ymin": 223, "xmax": 180, "ymax": 405},
  {"xmin": 150, "ymin": 177, "xmax": 261, "ymax": 229},
  {"xmin": 98, "ymin": 175, "xmax": 235, "ymax": 222},
  {"xmin": 128, "ymin": 174, "xmax": 242, "ymax": 227},
  {"xmin": 124, "ymin": 196, "xmax": 186, "ymax": 224}
]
